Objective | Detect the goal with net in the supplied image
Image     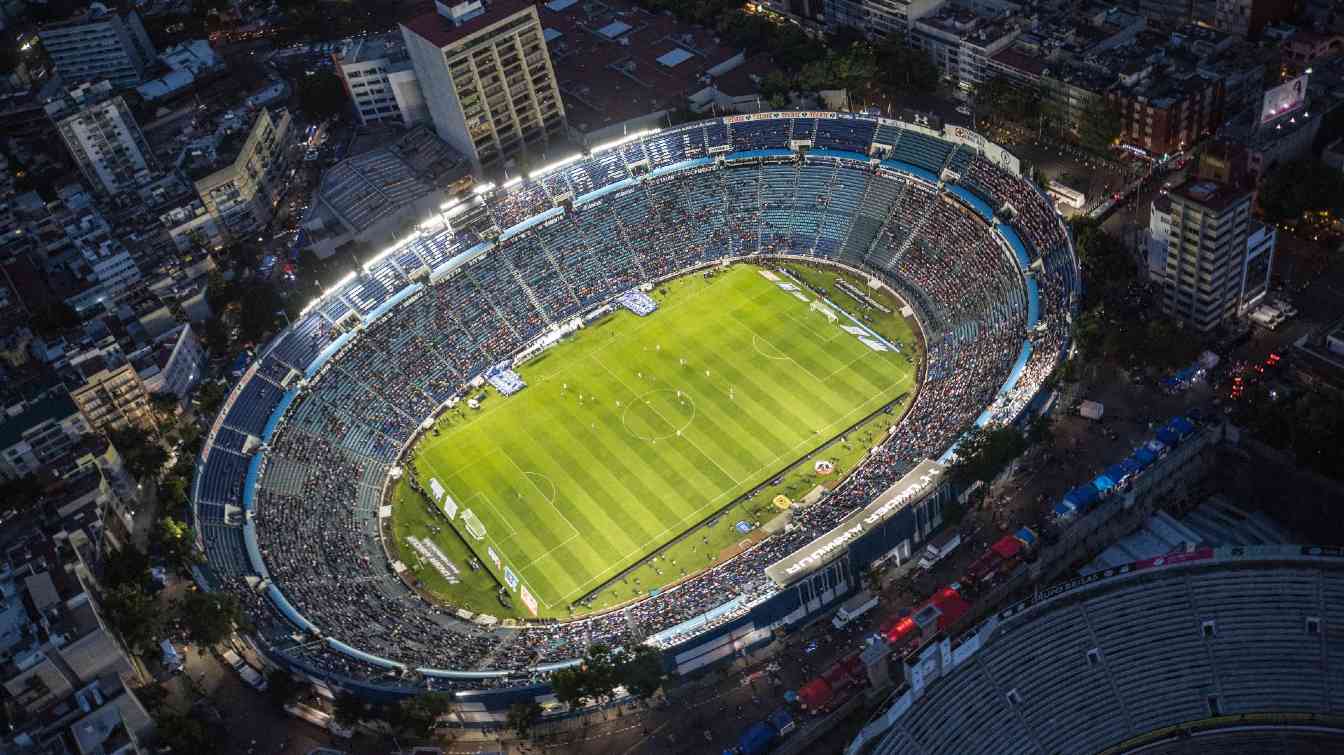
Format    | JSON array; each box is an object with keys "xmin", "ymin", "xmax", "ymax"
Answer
[{"xmin": 460, "ymin": 509, "xmax": 487, "ymax": 541}]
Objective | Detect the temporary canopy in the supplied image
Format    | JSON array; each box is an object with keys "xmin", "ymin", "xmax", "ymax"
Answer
[
  {"xmin": 1015, "ymin": 527, "xmax": 1038, "ymax": 548},
  {"xmin": 768, "ymin": 708, "xmax": 795, "ymax": 736},
  {"xmin": 1064, "ymin": 484, "xmax": 1100, "ymax": 512},
  {"xmin": 1104, "ymin": 463, "xmax": 1131, "ymax": 484},
  {"xmin": 1053, "ymin": 500, "xmax": 1077, "ymax": 518},
  {"xmin": 798, "ymin": 677, "xmax": 833, "ymax": 710},
  {"xmin": 1145, "ymin": 439, "xmax": 1168, "ymax": 455},
  {"xmin": 740, "ymin": 722, "xmax": 777, "ymax": 755},
  {"xmin": 1132, "ymin": 447, "xmax": 1158, "ymax": 469},
  {"xmin": 1093, "ymin": 474, "xmax": 1116, "ymax": 493},
  {"xmin": 991, "ymin": 534, "xmax": 1023, "ymax": 559}
]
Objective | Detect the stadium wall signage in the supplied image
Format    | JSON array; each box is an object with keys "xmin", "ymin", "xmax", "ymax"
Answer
[{"xmin": 766, "ymin": 460, "xmax": 946, "ymax": 585}]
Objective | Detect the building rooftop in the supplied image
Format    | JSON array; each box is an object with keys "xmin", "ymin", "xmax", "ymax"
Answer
[
  {"xmin": 0, "ymin": 391, "xmax": 78, "ymax": 450},
  {"xmin": 541, "ymin": 0, "xmax": 738, "ymax": 133},
  {"xmin": 1170, "ymin": 178, "xmax": 1247, "ymax": 212},
  {"xmin": 401, "ymin": 0, "xmax": 533, "ymax": 50}
]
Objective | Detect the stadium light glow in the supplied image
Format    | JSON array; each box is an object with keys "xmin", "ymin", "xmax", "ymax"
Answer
[
  {"xmin": 473, "ymin": 182, "xmax": 496, "ymax": 195},
  {"xmin": 590, "ymin": 129, "xmax": 654, "ymax": 156},
  {"xmin": 502, "ymin": 176, "xmax": 522, "ymax": 189},
  {"xmin": 324, "ymin": 271, "xmax": 357, "ymax": 300},
  {"xmin": 529, "ymin": 153, "xmax": 583, "ymax": 180}
]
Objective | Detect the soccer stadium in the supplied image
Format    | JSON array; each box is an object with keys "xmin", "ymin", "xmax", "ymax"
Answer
[{"xmin": 192, "ymin": 112, "xmax": 1077, "ymax": 707}]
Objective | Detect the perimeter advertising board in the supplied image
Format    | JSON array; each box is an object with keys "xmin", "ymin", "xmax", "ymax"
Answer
[{"xmin": 766, "ymin": 460, "xmax": 946, "ymax": 586}]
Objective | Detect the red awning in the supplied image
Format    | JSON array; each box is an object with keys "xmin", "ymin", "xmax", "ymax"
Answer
[
  {"xmin": 798, "ymin": 677, "xmax": 832, "ymax": 710},
  {"xmin": 991, "ymin": 535, "xmax": 1023, "ymax": 559}
]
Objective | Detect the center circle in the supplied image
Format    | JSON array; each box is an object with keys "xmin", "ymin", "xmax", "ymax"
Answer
[{"xmin": 622, "ymin": 388, "xmax": 696, "ymax": 441}]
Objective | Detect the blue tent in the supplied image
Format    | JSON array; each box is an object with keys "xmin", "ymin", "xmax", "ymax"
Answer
[
  {"xmin": 1145, "ymin": 439, "xmax": 1168, "ymax": 456},
  {"xmin": 768, "ymin": 708, "xmax": 795, "ymax": 736},
  {"xmin": 1015, "ymin": 527, "xmax": 1038, "ymax": 547},
  {"xmin": 740, "ymin": 721, "xmax": 777, "ymax": 755},
  {"xmin": 1053, "ymin": 501, "xmax": 1077, "ymax": 518},
  {"xmin": 1064, "ymin": 484, "xmax": 1100, "ymax": 512},
  {"xmin": 1133, "ymin": 447, "xmax": 1158, "ymax": 469},
  {"xmin": 1104, "ymin": 463, "xmax": 1130, "ymax": 484},
  {"xmin": 1156, "ymin": 427, "xmax": 1181, "ymax": 446},
  {"xmin": 1120, "ymin": 457, "xmax": 1142, "ymax": 476},
  {"xmin": 1171, "ymin": 416, "xmax": 1196, "ymax": 436},
  {"xmin": 1093, "ymin": 474, "xmax": 1116, "ymax": 493}
]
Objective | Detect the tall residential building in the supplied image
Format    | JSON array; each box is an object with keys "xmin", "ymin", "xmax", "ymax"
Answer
[
  {"xmin": 334, "ymin": 35, "xmax": 429, "ymax": 127},
  {"xmin": 401, "ymin": 0, "xmax": 566, "ymax": 173},
  {"xmin": 46, "ymin": 80, "xmax": 157, "ymax": 196},
  {"xmin": 37, "ymin": 7, "xmax": 156, "ymax": 88},
  {"xmin": 185, "ymin": 108, "xmax": 293, "ymax": 238},
  {"xmin": 825, "ymin": 0, "xmax": 946, "ymax": 40},
  {"xmin": 62, "ymin": 342, "xmax": 154, "ymax": 432},
  {"xmin": 1146, "ymin": 179, "xmax": 1274, "ymax": 332}
]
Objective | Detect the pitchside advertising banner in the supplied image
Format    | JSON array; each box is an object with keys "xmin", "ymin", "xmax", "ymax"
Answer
[
  {"xmin": 487, "ymin": 546, "xmax": 502, "ymax": 570},
  {"xmin": 503, "ymin": 565, "xmax": 520, "ymax": 591},
  {"xmin": 765, "ymin": 459, "xmax": 946, "ymax": 586},
  {"xmin": 520, "ymin": 584, "xmax": 539, "ymax": 616}
]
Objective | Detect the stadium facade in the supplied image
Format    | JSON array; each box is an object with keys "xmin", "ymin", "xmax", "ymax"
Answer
[{"xmin": 192, "ymin": 111, "xmax": 1079, "ymax": 712}]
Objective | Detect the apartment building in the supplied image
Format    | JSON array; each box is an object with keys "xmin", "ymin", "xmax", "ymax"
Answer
[
  {"xmin": 187, "ymin": 108, "xmax": 293, "ymax": 238},
  {"xmin": 1108, "ymin": 70, "xmax": 1225, "ymax": 155},
  {"xmin": 825, "ymin": 0, "xmax": 946, "ymax": 40},
  {"xmin": 63, "ymin": 343, "xmax": 154, "ymax": 432},
  {"xmin": 1146, "ymin": 179, "xmax": 1274, "ymax": 332},
  {"xmin": 912, "ymin": 5, "xmax": 1020, "ymax": 90},
  {"xmin": 335, "ymin": 35, "xmax": 429, "ymax": 127},
  {"xmin": 400, "ymin": 0, "xmax": 566, "ymax": 173},
  {"xmin": 37, "ymin": 7, "xmax": 156, "ymax": 88},
  {"xmin": 46, "ymin": 80, "xmax": 157, "ymax": 196},
  {"xmin": 0, "ymin": 378, "xmax": 88, "ymax": 481}
]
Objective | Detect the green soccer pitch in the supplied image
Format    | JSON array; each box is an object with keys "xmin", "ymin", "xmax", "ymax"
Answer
[{"xmin": 390, "ymin": 263, "xmax": 919, "ymax": 619}]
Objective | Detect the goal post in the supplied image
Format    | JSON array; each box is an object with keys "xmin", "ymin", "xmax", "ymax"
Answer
[{"xmin": 460, "ymin": 509, "xmax": 487, "ymax": 541}]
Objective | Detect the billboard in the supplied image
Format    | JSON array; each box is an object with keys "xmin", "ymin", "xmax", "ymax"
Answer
[
  {"xmin": 1260, "ymin": 75, "xmax": 1307, "ymax": 125},
  {"xmin": 503, "ymin": 565, "xmax": 520, "ymax": 591},
  {"xmin": 766, "ymin": 460, "xmax": 946, "ymax": 586}
]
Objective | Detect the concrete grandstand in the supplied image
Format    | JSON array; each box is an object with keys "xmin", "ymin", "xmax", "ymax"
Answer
[
  {"xmin": 192, "ymin": 111, "xmax": 1078, "ymax": 710},
  {"xmin": 847, "ymin": 546, "xmax": 1344, "ymax": 755}
]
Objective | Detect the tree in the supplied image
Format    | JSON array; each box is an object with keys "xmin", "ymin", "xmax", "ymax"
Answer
[
  {"xmin": 1026, "ymin": 413, "xmax": 1054, "ymax": 447},
  {"xmin": 978, "ymin": 77, "xmax": 1041, "ymax": 127},
  {"xmin": 506, "ymin": 701, "xmax": 544, "ymax": 738},
  {"xmin": 1078, "ymin": 98, "xmax": 1123, "ymax": 153},
  {"xmin": 156, "ymin": 711, "xmax": 222, "ymax": 754},
  {"xmin": 949, "ymin": 425, "xmax": 1027, "ymax": 487},
  {"xmin": 874, "ymin": 34, "xmax": 939, "ymax": 98},
  {"xmin": 160, "ymin": 475, "xmax": 190, "ymax": 509},
  {"xmin": 1257, "ymin": 159, "xmax": 1344, "ymax": 223},
  {"xmin": 266, "ymin": 670, "xmax": 303, "ymax": 708},
  {"xmin": 176, "ymin": 590, "xmax": 242, "ymax": 646},
  {"xmin": 29, "ymin": 302, "xmax": 81, "ymax": 338},
  {"xmin": 235, "ymin": 282, "xmax": 285, "ymax": 344},
  {"xmin": 103, "ymin": 545, "xmax": 152, "ymax": 590},
  {"xmin": 195, "ymin": 380, "xmax": 228, "ymax": 419},
  {"xmin": 109, "ymin": 429, "xmax": 168, "ymax": 481},
  {"xmin": 549, "ymin": 665, "xmax": 587, "ymax": 710},
  {"xmin": 102, "ymin": 583, "xmax": 164, "ymax": 653},
  {"xmin": 297, "ymin": 70, "xmax": 348, "ymax": 121},
  {"xmin": 0, "ymin": 474, "xmax": 46, "ymax": 516},
  {"xmin": 613, "ymin": 645, "xmax": 665, "ymax": 701},
  {"xmin": 398, "ymin": 691, "xmax": 452, "ymax": 734},
  {"xmin": 154, "ymin": 516, "xmax": 200, "ymax": 569},
  {"xmin": 333, "ymin": 691, "xmax": 364, "ymax": 727}
]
